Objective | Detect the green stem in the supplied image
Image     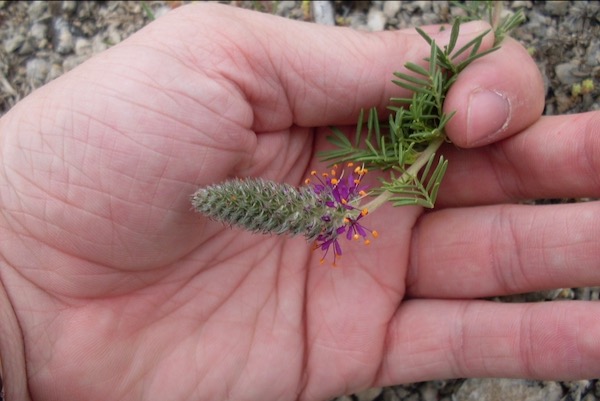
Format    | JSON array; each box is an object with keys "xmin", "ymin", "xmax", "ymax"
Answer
[{"xmin": 361, "ymin": 136, "xmax": 445, "ymax": 213}]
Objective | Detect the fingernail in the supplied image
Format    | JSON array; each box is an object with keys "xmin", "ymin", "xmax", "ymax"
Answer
[{"xmin": 466, "ymin": 89, "xmax": 511, "ymax": 146}]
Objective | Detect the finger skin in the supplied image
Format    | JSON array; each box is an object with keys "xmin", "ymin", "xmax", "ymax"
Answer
[
  {"xmin": 154, "ymin": 3, "xmax": 497, "ymax": 131},
  {"xmin": 444, "ymin": 38, "xmax": 545, "ymax": 148},
  {"xmin": 0, "ymin": 4, "xmax": 496, "ymax": 287},
  {"xmin": 377, "ymin": 299, "xmax": 600, "ymax": 385},
  {"xmin": 407, "ymin": 202, "xmax": 600, "ymax": 299},
  {"xmin": 438, "ymin": 111, "xmax": 600, "ymax": 207},
  {"xmin": 0, "ymin": 3, "xmax": 579, "ymax": 401}
]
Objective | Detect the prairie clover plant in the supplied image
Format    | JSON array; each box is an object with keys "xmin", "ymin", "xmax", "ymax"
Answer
[
  {"xmin": 192, "ymin": 163, "xmax": 376, "ymax": 264},
  {"xmin": 192, "ymin": 8, "xmax": 524, "ymax": 265}
]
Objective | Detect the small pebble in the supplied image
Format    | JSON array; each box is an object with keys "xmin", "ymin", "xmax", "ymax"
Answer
[
  {"xmin": 382, "ymin": 1, "xmax": 401, "ymax": 19},
  {"xmin": 555, "ymin": 62, "xmax": 582, "ymax": 85},
  {"xmin": 3, "ymin": 34, "xmax": 25, "ymax": 53},
  {"xmin": 26, "ymin": 58, "xmax": 50, "ymax": 84},
  {"xmin": 52, "ymin": 17, "xmax": 74, "ymax": 54},
  {"xmin": 367, "ymin": 8, "xmax": 386, "ymax": 31}
]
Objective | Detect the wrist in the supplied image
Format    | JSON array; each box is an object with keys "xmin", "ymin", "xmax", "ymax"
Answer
[{"xmin": 0, "ymin": 273, "xmax": 31, "ymax": 400}]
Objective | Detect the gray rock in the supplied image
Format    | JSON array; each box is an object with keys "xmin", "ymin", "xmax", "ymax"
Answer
[
  {"xmin": 420, "ymin": 385, "xmax": 439, "ymax": 401},
  {"xmin": 412, "ymin": 1, "xmax": 433, "ymax": 13},
  {"xmin": 555, "ymin": 62, "xmax": 582, "ymax": 85},
  {"xmin": 151, "ymin": 5, "xmax": 172, "ymax": 19},
  {"xmin": 74, "ymin": 37, "xmax": 92, "ymax": 57},
  {"xmin": 367, "ymin": 8, "xmax": 386, "ymax": 31},
  {"xmin": 312, "ymin": 1, "xmax": 335, "ymax": 26},
  {"xmin": 510, "ymin": 1, "xmax": 533, "ymax": 9},
  {"xmin": 355, "ymin": 387, "xmax": 383, "ymax": 401},
  {"xmin": 46, "ymin": 63, "xmax": 64, "ymax": 82},
  {"xmin": 383, "ymin": 1, "xmax": 402, "ymax": 19},
  {"xmin": 545, "ymin": 0, "xmax": 570, "ymax": 16},
  {"xmin": 586, "ymin": 39, "xmax": 600, "ymax": 67},
  {"xmin": 61, "ymin": 1, "xmax": 78, "ymax": 15},
  {"xmin": 105, "ymin": 24, "xmax": 123, "ymax": 46},
  {"xmin": 29, "ymin": 22, "xmax": 49, "ymax": 49},
  {"xmin": 52, "ymin": 17, "xmax": 74, "ymax": 54},
  {"xmin": 456, "ymin": 379, "xmax": 562, "ymax": 401},
  {"xmin": 3, "ymin": 34, "xmax": 25, "ymax": 53},
  {"xmin": 62, "ymin": 54, "xmax": 90, "ymax": 72},
  {"xmin": 27, "ymin": 0, "xmax": 47, "ymax": 20},
  {"xmin": 91, "ymin": 35, "xmax": 109, "ymax": 54},
  {"xmin": 276, "ymin": 1, "xmax": 297, "ymax": 17},
  {"xmin": 26, "ymin": 58, "xmax": 50, "ymax": 84}
]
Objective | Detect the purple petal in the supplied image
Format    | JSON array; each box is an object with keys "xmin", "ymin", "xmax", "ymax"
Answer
[{"xmin": 334, "ymin": 240, "xmax": 342, "ymax": 256}]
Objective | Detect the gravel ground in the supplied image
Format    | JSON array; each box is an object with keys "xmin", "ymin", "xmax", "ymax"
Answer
[{"xmin": 0, "ymin": 1, "xmax": 599, "ymax": 401}]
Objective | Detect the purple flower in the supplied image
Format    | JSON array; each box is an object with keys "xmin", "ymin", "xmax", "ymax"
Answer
[{"xmin": 305, "ymin": 164, "xmax": 378, "ymax": 266}]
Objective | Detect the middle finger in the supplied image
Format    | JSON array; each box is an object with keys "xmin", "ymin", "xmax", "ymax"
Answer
[{"xmin": 407, "ymin": 201, "xmax": 600, "ymax": 298}]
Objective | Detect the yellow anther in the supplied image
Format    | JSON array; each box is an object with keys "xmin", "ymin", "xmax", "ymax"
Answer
[
  {"xmin": 343, "ymin": 217, "xmax": 350, "ymax": 224},
  {"xmin": 331, "ymin": 168, "xmax": 337, "ymax": 176},
  {"xmin": 305, "ymin": 178, "xmax": 311, "ymax": 185},
  {"xmin": 372, "ymin": 230, "xmax": 379, "ymax": 238},
  {"xmin": 341, "ymin": 199, "xmax": 347, "ymax": 205},
  {"xmin": 347, "ymin": 162, "xmax": 354, "ymax": 167},
  {"xmin": 358, "ymin": 190, "xmax": 367, "ymax": 196},
  {"xmin": 354, "ymin": 165, "xmax": 368, "ymax": 175},
  {"xmin": 360, "ymin": 208, "xmax": 369, "ymax": 216},
  {"xmin": 310, "ymin": 170, "xmax": 317, "ymax": 176},
  {"xmin": 322, "ymin": 173, "xmax": 329, "ymax": 178},
  {"xmin": 331, "ymin": 178, "xmax": 339, "ymax": 185},
  {"xmin": 353, "ymin": 234, "xmax": 360, "ymax": 240},
  {"xmin": 364, "ymin": 239, "xmax": 371, "ymax": 246}
]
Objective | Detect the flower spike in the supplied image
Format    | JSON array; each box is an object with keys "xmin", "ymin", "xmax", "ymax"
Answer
[{"xmin": 191, "ymin": 163, "xmax": 377, "ymax": 266}]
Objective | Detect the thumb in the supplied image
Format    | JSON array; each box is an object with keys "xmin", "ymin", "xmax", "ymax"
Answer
[
  {"xmin": 444, "ymin": 38, "xmax": 545, "ymax": 147},
  {"xmin": 154, "ymin": 3, "xmax": 494, "ymax": 131}
]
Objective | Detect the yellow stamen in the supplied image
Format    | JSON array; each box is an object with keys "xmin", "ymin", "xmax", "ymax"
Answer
[
  {"xmin": 305, "ymin": 178, "xmax": 311, "ymax": 185},
  {"xmin": 372, "ymin": 230, "xmax": 379, "ymax": 238},
  {"xmin": 361, "ymin": 208, "xmax": 369, "ymax": 216},
  {"xmin": 354, "ymin": 165, "xmax": 368, "ymax": 176},
  {"xmin": 358, "ymin": 190, "xmax": 367, "ymax": 196},
  {"xmin": 353, "ymin": 234, "xmax": 359, "ymax": 240},
  {"xmin": 311, "ymin": 170, "xmax": 317, "ymax": 176},
  {"xmin": 347, "ymin": 162, "xmax": 354, "ymax": 167},
  {"xmin": 330, "ymin": 178, "xmax": 339, "ymax": 185},
  {"xmin": 322, "ymin": 173, "xmax": 329, "ymax": 178},
  {"xmin": 364, "ymin": 239, "xmax": 371, "ymax": 245}
]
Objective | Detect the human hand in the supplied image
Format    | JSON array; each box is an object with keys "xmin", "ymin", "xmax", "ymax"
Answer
[{"xmin": 1, "ymin": 3, "xmax": 597, "ymax": 401}]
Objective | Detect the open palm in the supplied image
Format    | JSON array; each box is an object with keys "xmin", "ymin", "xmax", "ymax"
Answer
[{"xmin": 2, "ymin": 4, "xmax": 599, "ymax": 401}]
